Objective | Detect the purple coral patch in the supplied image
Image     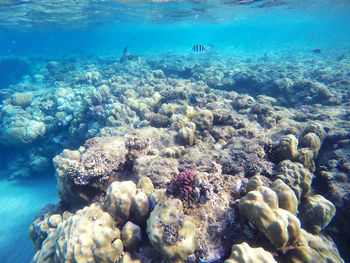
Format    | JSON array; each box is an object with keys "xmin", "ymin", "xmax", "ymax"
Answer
[{"xmin": 170, "ymin": 169, "xmax": 196, "ymax": 199}]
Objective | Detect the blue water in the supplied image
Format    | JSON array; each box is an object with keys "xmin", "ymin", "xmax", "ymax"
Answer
[
  {"xmin": 0, "ymin": 174, "xmax": 58, "ymax": 263},
  {"xmin": 0, "ymin": 0, "xmax": 349, "ymax": 262}
]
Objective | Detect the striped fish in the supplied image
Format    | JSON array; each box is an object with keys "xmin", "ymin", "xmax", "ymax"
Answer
[{"xmin": 192, "ymin": 44, "xmax": 209, "ymax": 52}]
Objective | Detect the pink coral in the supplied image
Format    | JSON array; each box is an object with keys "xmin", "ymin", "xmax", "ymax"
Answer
[{"xmin": 171, "ymin": 169, "xmax": 196, "ymax": 199}]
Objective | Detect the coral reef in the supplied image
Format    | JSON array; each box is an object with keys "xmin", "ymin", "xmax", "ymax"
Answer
[
  {"xmin": 146, "ymin": 198, "xmax": 198, "ymax": 260},
  {"xmin": 53, "ymin": 136, "xmax": 127, "ymax": 206},
  {"xmin": 121, "ymin": 221, "xmax": 142, "ymax": 251},
  {"xmin": 32, "ymin": 204, "xmax": 123, "ymax": 263},
  {"xmin": 18, "ymin": 52, "xmax": 349, "ymax": 262},
  {"xmin": 299, "ymin": 194, "xmax": 336, "ymax": 234},
  {"xmin": 239, "ymin": 185, "xmax": 301, "ymax": 249},
  {"xmin": 225, "ymin": 242, "xmax": 277, "ymax": 263},
  {"xmin": 104, "ymin": 180, "xmax": 152, "ymax": 225},
  {"xmin": 193, "ymin": 109, "xmax": 214, "ymax": 131},
  {"xmin": 278, "ymin": 229, "xmax": 345, "ymax": 263},
  {"xmin": 169, "ymin": 169, "xmax": 196, "ymax": 200},
  {"xmin": 275, "ymin": 160, "xmax": 313, "ymax": 201}
]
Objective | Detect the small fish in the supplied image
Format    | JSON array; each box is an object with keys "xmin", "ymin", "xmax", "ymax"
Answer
[
  {"xmin": 298, "ymin": 106, "xmax": 310, "ymax": 114},
  {"xmin": 192, "ymin": 44, "xmax": 212, "ymax": 53},
  {"xmin": 336, "ymin": 54, "xmax": 346, "ymax": 61},
  {"xmin": 313, "ymin": 48, "xmax": 322, "ymax": 54},
  {"xmin": 185, "ymin": 94, "xmax": 198, "ymax": 105},
  {"xmin": 123, "ymin": 46, "xmax": 128, "ymax": 56}
]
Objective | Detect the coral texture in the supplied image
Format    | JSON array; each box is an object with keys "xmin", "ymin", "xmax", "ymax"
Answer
[
  {"xmin": 32, "ymin": 204, "xmax": 123, "ymax": 263},
  {"xmin": 146, "ymin": 198, "xmax": 198, "ymax": 260},
  {"xmin": 170, "ymin": 169, "xmax": 196, "ymax": 199},
  {"xmin": 53, "ymin": 136, "xmax": 127, "ymax": 206},
  {"xmin": 239, "ymin": 185, "xmax": 301, "ymax": 249},
  {"xmin": 299, "ymin": 194, "xmax": 336, "ymax": 234},
  {"xmin": 225, "ymin": 242, "xmax": 277, "ymax": 263},
  {"xmin": 275, "ymin": 160, "xmax": 313, "ymax": 201}
]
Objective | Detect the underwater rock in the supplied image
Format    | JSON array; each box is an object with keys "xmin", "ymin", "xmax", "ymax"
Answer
[
  {"xmin": 32, "ymin": 204, "xmax": 123, "ymax": 263},
  {"xmin": 218, "ymin": 143, "xmax": 273, "ymax": 177},
  {"xmin": 30, "ymin": 156, "xmax": 50, "ymax": 173},
  {"xmin": 225, "ymin": 242, "xmax": 277, "ymax": 263},
  {"xmin": 146, "ymin": 198, "xmax": 198, "ymax": 260}
]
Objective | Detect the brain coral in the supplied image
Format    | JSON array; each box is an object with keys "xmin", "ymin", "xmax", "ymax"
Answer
[
  {"xmin": 279, "ymin": 229, "xmax": 344, "ymax": 263},
  {"xmin": 299, "ymin": 194, "xmax": 336, "ymax": 234},
  {"xmin": 239, "ymin": 186, "xmax": 301, "ymax": 249},
  {"xmin": 29, "ymin": 213, "xmax": 62, "ymax": 250},
  {"xmin": 275, "ymin": 160, "xmax": 313, "ymax": 201},
  {"xmin": 104, "ymin": 180, "xmax": 152, "ymax": 225},
  {"xmin": 275, "ymin": 134, "xmax": 299, "ymax": 162},
  {"xmin": 193, "ymin": 109, "xmax": 214, "ymax": 131},
  {"xmin": 0, "ymin": 105, "xmax": 46, "ymax": 145},
  {"xmin": 32, "ymin": 204, "xmax": 123, "ymax": 263},
  {"xmin": 146, "ymin": 198, "xmax": 198, "ymax": 260},
  {"xmin": 11, "ymin": 92, "xmax": 33, "ymax": 108},
  {"xmin": 225, "ymin": 242, "xmax": 277, "ymax": 263}
]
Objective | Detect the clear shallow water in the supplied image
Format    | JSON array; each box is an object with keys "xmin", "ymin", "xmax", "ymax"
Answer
[
  {"xmin": 0, "ymin": 0, "xmax": 349, "ymax": 57},
  {"xmin": 0, "ymin": 0, "xmax": 349, "ymax": 262},
  {"xmin": 0, "ymin": 173, "xmax": 58, "ymax": 263}
]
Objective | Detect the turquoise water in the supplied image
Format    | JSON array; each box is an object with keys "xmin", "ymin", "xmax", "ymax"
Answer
[
  {"xmin": 0, "ymin": 0, "xmax": 349, "ymax": 262},
  {"xmin": 0, "ymin": 173, "xmax": 58, "ymax": 263}
]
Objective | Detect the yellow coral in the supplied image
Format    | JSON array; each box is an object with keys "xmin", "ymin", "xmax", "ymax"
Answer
[
  {"xmin": 225, "ymin": 242, "xmax": 277, "ymax": 263},
  {"xmin": 32, "ymin": 204, "xmax": 123, "ymax": 263},
  {"xmin": 239, "ymin": 186, "xmax": 301, "ymax": 249},
  {"xmin": 147, "ymin": 198, "xmax": 198, "ymax": 260}
]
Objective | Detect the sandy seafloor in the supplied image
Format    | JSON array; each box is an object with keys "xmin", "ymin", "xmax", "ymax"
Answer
[{"xmin": 0, "ymin": 9, "xmax": 350, "ymax": 263}]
